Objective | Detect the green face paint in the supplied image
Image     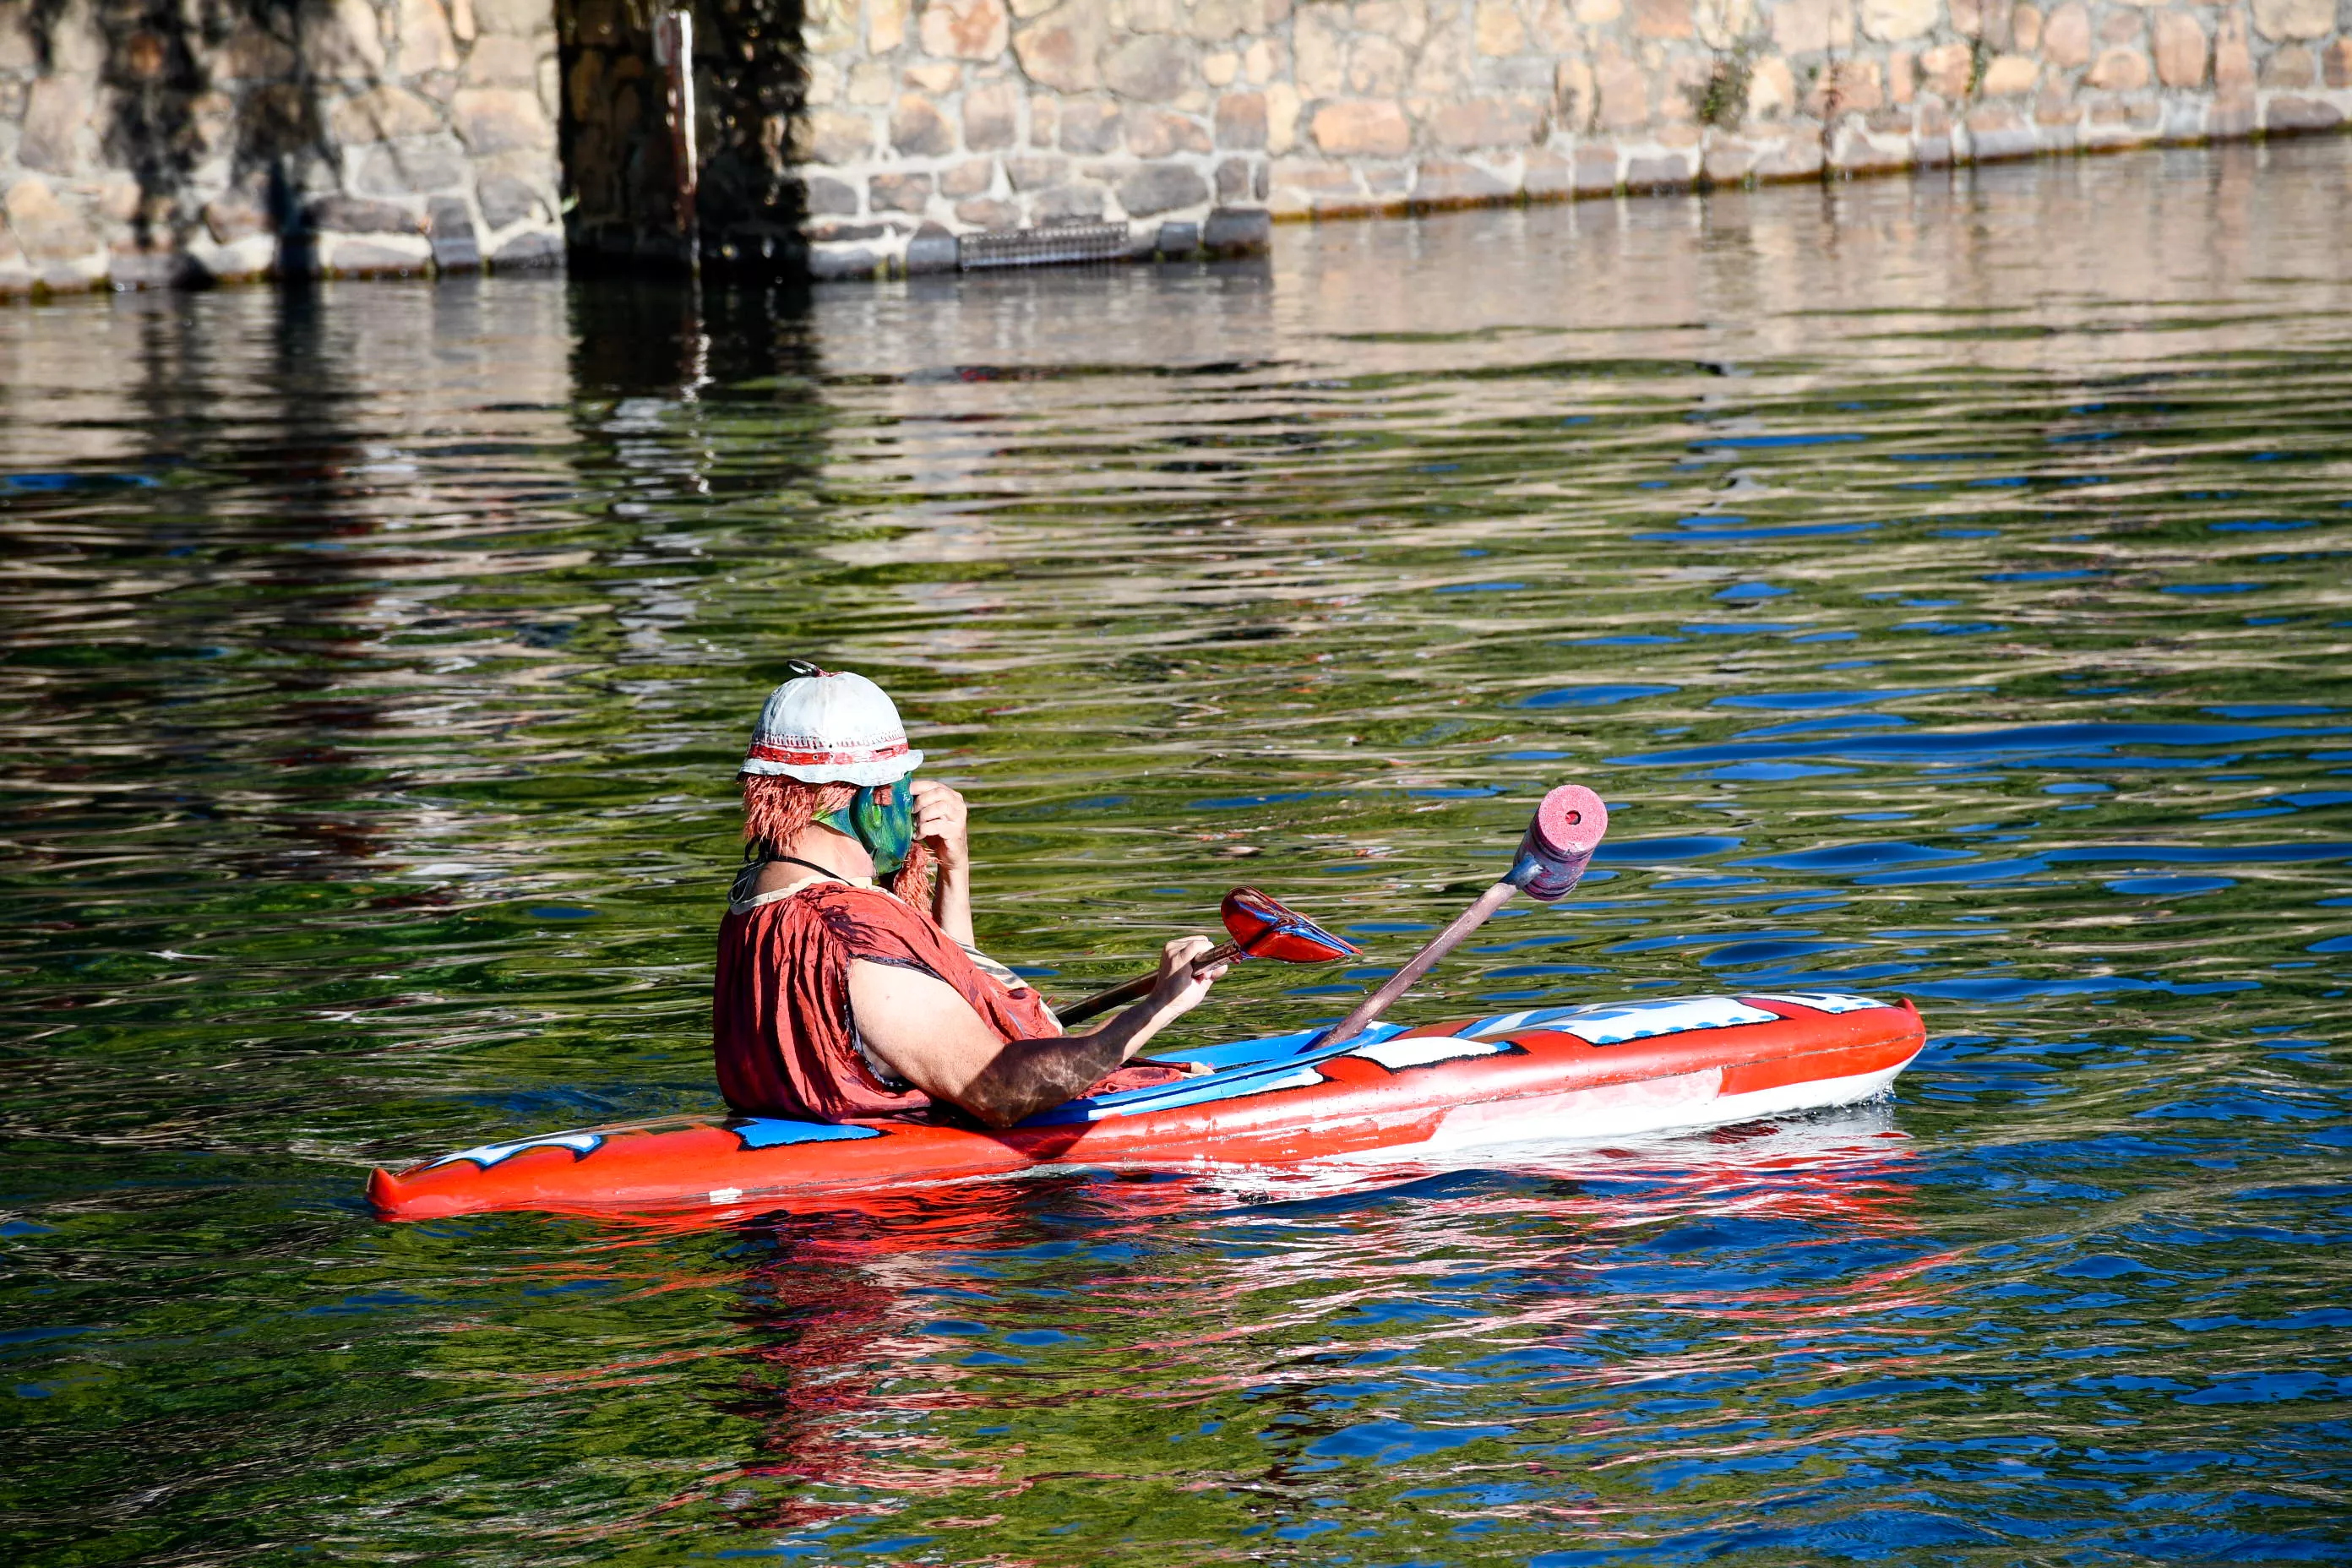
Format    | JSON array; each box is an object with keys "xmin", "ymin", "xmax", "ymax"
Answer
[{"xmin": 819, "ymin": 779, "xmax": 916, "ymax": 874}]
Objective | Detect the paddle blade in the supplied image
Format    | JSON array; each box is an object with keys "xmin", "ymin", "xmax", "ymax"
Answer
[
  {"xmin": 1506, "ymin": 785, "xmax": 1609, "ymax": 902},
  {"xmin": 1219, "ymin": 886, "xmax": 1362, "ymax": 963}
]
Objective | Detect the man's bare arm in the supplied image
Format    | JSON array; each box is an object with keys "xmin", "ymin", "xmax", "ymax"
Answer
[
  {"xmin": 911, "ymin": 779, "xmax": 976, "ymax": 947},
  {"xmin": 849, "ymin": 937, "xmax": 1225, "ymax": 1129}
]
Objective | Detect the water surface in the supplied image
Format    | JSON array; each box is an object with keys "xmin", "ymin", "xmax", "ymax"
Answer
[{"xmin": 4, "ymin": 139, "xmax": 2351, "ymax": 1564}]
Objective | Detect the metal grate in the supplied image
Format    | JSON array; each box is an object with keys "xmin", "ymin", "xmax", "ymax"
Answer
[{"xmin": 958, "ymin": 222, "xmax": 1131, "ymax": 271}]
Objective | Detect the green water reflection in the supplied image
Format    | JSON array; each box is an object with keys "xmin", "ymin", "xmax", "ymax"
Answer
[{"xmin": 3, "ymin": 139, "xmax": 2349, "ymax": 1564}]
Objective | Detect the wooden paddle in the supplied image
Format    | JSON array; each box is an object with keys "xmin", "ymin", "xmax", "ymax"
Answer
[
  {"xmin": 1315, "ymin": 785, "xmax": 1609, "ymax": 1051},
  {"xmin": 1056, "ymin": 886, "xmax": 1362, "ymax": 1026}
]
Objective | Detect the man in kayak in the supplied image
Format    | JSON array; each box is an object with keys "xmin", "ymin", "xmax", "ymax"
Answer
[{"xmin": 714, "ymin": 665, "xmax": 1220, "ymax": 1129}]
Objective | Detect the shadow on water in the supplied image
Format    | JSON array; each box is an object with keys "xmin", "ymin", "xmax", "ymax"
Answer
[
  {"xmin": 4, "ymin": 280, "xmax": 389, "ymax": 819},
  {"xmin": 567, "ymin": 275, "xmax": 818, "ymax": 397}
]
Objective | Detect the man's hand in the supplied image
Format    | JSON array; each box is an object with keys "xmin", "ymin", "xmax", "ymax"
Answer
[
  {"xmin": 1146, "ymin": 935, "xmax": 1228, "ymax": 1020},
  {"xmin": 911, "ymin": 779, "xmax": 970, "ymax": 870}
]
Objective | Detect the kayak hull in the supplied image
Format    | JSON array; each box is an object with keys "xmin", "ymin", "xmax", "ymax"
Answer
[{"xmin": 368, "ymin": 991, "xmax": 1925, "ymax": 1220}]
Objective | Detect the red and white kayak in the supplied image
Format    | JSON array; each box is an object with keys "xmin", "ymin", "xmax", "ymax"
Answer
[{"xmin": 368, "ymin": 991, "xmax": 1925, "ymax": 1221}]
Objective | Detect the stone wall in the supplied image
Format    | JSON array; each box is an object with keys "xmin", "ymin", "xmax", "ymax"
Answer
[
  {"xmin": 787, "ymin": 0, "xmax": 2352, "ymax": 278},
  {"xmin": 8, "ymin": 0, "xmax": 2349, "ymax": 295},
  {"xmin": 0, "ymin": 0, "xmax": 567, "ymax": 295}
]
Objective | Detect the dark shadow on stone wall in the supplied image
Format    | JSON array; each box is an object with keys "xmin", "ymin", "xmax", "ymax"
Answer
[
  {"xmin": 18, "ymin": 0, "xmax": 400, "ymax": 275},
  {"xmin": 558, "ymin": 0, "xmax": 808, "ymax": 276},
  {"xmin": 29, "ymin": 0, "xmax": 200, "ymax": 247},
  {"xmin": 20, "ymin": 0, "xmax": 342, "ymax": 266},
  {"xmin": 693, "ymin": 0, "xmax": 808, "ymax": 270}
]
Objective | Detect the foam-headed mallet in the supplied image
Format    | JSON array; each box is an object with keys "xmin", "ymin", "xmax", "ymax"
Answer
[{"xmin": 1315, "ymin": 785, "xmax": 1609, "ymax": 1051}]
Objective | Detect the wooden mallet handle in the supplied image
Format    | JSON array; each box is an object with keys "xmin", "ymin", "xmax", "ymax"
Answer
[
  {"xmin": 1316, "ymin": 785, "xmax": 1608, "ymax": 1051},
  {"xmin": 1055, "ymin": 939, "xmax": 1245, "ymax": 1027}
]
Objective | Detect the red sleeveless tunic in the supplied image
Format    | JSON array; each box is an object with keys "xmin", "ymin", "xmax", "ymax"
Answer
[{"xmin": 712, "ymin": 878, "xmax": 1184, "ymax": 1123}]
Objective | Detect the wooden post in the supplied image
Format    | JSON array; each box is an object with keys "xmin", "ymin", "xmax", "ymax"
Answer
[{"xmin": 653, "ymin": 8, "xmax": 699, "ymax": 273}]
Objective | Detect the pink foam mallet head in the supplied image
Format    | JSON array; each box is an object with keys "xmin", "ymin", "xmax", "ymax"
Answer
[{"xmin": 1505, "ymin": 784, "xmax": 1609, "ymax": 902}]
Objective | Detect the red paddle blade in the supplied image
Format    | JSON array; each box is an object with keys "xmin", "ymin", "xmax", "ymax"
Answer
[{"xmin": 1219, "ymin": 886, "xmax": 1363, "ymax": 963}]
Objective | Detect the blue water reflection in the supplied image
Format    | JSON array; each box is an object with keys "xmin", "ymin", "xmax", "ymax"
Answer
[{"xmin": 3, "ymin": 139, "xmax": 2350, "ymax": 1565}]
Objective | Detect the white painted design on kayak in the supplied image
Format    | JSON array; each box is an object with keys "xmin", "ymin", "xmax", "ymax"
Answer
[
  {"xmin": 1428, "ymin": 1066, "xmax": 1722, "ymax": 1149},
  {"xmin": 1556, "ymin": 997, "xmax": 1780, "ymax": 1044},
  {"xmin": 1470, "ymin": 995, "xmax": 1783, "ymax": 1045},
  {"xmin": 1327, "ymin": 1055, "xmax": 1914, "ymax": 1162},
  {"xmin": 1350, "ymin": 1036, "xmax": 1510, "ymax": 1071},
  {"xmin": 1741, "ymin": 991, "xmax": 1894, "ymax": 1015},
  {"xmin": 1196, "ymin": 1100, "xmax": 1904, "ymax": 1204},
  {"xmin": 423, "ymin": 1130, "xmax": 604, "ymax": 1171}
]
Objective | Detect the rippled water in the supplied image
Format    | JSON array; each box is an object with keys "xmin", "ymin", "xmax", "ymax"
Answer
[{"xmin": 6, "ymin": 139, "xmax": 2352, "ymax": 1564}]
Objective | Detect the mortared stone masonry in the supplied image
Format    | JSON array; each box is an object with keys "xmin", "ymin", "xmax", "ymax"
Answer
[
  {"xmin": 778, "ymin": 0, "xmax": 2352, "ymax": 279},
  {"xmin": 4, "ymin": 0, "xmax": 2350, "ymax": 293}
]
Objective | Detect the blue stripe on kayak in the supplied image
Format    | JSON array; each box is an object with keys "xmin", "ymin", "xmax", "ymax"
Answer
[
  {"xmin": 728, "ymin": 1119, "xmax": 885, "ymax": 1150},
  {"xmin": 1021, "ymin": 1064, "xmax": 1332, "ymax": 1126},
  {"xmin": 1162, "ymin": 1026, "xmax": 1342, "ymax": 1071},
  {"xmin": 1024, "ymin": 1021, "xmax": 1414, "ymax": 1127}
]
